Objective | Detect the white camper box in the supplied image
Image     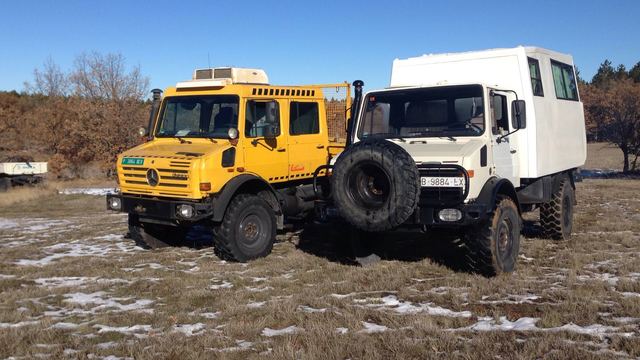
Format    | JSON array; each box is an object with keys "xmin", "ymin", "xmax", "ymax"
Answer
[{"xmin": 389, "ymin": 46, "xmax": 587, "ymax": 179}]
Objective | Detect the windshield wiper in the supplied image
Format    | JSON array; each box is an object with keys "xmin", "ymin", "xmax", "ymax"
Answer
[
  {"xmin": 439, "ymin": 136, "xmax": 457, "ymax": 142},
  {"xmin": 172, "ymin": 136, "xmax": 191, "ymax": 144},
  {"xmin": 365, "ymin": 133, "xmax": 406, "ymax": 142}
]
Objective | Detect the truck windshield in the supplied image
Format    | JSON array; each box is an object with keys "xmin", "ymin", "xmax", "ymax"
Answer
[
  {"xmin": 358, "ymin": 85, "xmax": 485, "ymax": 139},
  {"xmin": 156, "ymin": 95, "xmax": 239, "ymax": 138}
]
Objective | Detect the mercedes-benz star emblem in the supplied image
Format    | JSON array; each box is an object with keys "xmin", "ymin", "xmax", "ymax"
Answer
[{"xmin": 146, "ymin": 169, "xmax": 159, "ymax": 186}]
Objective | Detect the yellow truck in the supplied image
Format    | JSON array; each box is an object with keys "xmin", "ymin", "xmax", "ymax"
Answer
[{"xmin": 106, "ymin": 67, "xmax": 353, "ymax": 261}]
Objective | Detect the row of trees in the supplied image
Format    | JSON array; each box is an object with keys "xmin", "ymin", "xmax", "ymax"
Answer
[
  {"xmin": 1, "ymin": 54, "xmax": 639, "ymax": 178},
  {"xmin": 581, "ymin": 60, "xmax": 640, "ymax": 172},
  {"xmin": 0, "ymin": 52, "xmax": 149, "ymax": 178}
]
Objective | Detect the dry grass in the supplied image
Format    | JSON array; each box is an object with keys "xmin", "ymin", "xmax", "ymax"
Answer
[
  {"xmin": 0, "ymin": 146, "xmax": 635, "ymax": 358},
  {"xmin": 586, "ymin": 142, "xmax": 625, "ymax": 170},
  {"xmin": 0, "ymin": 178, "xmax": 639, "ymax": 359}
]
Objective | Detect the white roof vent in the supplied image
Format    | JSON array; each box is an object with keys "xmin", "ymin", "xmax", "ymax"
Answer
[{"xmin": 176, "ymin": 67, "xmax": 269, "ymax": 89}]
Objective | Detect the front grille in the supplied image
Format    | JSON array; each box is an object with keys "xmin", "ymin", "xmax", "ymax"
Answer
[
  {"xmin": 417, "ymin": 165, "xmax": 469, "ymax": 206},
  {"xmin": 120, "ymin": 158, "xmax": 194, "ymax": 196}
]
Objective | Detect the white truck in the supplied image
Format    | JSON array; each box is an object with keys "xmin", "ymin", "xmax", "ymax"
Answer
[
  {"xmin": 0, "ymin": 161, "xmax": 48, "ymax": 191},
  {"xmin": 320, "ymin": 46, "xmax": 586, "ymax": 275}
]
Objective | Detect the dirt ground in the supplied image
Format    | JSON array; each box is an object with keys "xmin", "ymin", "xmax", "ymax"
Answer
[{"xmin": 0, "ymin": 145, "xmax": 638, "ymax": 359}]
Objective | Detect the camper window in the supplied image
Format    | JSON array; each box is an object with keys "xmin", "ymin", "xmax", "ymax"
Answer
[
  {"xmin": 551, "ymin": 60, "xmax": 579, "ymax": 101},
  {"xmin": 528, "ymin": 58, "xmax": 544, "ymax": 97}
]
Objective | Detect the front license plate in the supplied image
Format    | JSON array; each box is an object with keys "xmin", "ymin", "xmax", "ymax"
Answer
[
  {"xmin": 421, "ymin": 176, "xmax": 465, "ymax": 188},
  {"xmin": 122, "ymin": 157, "xmax": 144, "ymax": 165}
]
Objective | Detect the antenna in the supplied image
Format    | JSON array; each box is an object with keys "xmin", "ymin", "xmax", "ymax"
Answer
[{"xmin": 207, "ymin": 52, "xmax": 211, "ymax": 68}]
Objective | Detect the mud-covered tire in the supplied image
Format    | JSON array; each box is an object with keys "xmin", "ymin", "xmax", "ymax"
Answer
[
  {"xmin": 212, "ymin": 194, "xmax": 276, "ymax": 262},
  {"xmin": 464, "ymin": 196, "xmax": 521, "ymax": 276},
  {"xmin": 0, "ymin": 177, "xmax": 11, "ymax": 192},
  {"xmin": 331, "ymin": 139, "xmax": 420, "ymax": 232},
  {"xmin": 540, "ymin": 179, "xmax": 574, "ymax": 240},
  {"xmin": 128, "ymin": 214, "xmax": 186, "ymax": 249}
]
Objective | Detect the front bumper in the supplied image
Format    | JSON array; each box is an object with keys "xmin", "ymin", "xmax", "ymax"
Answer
[
  {"xmin": 106, "ymin": 193, "xmax": 213, "ymax": 222},
  {"xmin": 314, "ymin": 201, "xmax": 489, "ymax": 228}
]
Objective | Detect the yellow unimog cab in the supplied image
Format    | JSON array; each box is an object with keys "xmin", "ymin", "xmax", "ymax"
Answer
[{"xmin": 107, "ymin": 67, "xmax": 352, "ymax": 261}]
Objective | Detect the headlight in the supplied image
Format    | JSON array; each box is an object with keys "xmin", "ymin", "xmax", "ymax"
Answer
[
  {"xmin": 108, "ymin": 197, "xmax": 122, "ymax": 211},
  {"xmin": 438, "ymin": 208, "xmax": 462, "ymax": 222},
  {"xmin": 177, "ymin": 204, "xmax": 195, "ymax": 218}
]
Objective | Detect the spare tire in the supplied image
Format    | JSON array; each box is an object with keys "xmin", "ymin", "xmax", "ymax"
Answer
[{"xmin": 332, "ymin": 139, "xmax": 420, "ymax": 231}]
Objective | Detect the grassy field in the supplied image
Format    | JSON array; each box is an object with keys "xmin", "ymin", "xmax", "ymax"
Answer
[{"xmin": 0, "ymin": 145, "xmax": 638, "ymax": 359}]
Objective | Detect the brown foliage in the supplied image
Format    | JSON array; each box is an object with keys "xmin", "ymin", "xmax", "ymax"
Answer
[
  {"xmin": 582, "ymin": 79, "xmax": 640, "ymax": 172},
  {"xmin": 0, "ymin": 92, "xmax": 149, "ymax": 178}
]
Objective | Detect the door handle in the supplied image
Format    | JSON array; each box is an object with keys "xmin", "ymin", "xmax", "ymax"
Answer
[
  {"xmin": 316, "ymin": 144, "xmax": 325, "ymax": 149},
  {"xmin": 277, "ymin": 148, "xmax": 286, "ymax": 152}
]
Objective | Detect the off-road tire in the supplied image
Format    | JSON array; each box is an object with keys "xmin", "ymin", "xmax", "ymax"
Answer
[
  {"xmin": 0, "ymin": 177, "xmax": 11, "ymax": 192},
  {"xmin": 212, "ymin": 194, "xmax": 276, "ymax": 262},
  {"xmin": 128, "ymin": 214, "xmax": 186, "ymax": 249},
  {"xmin": 464, "ymin": 196, "xmax": 521, "ymax": 276},
  {"xmin": 540, "ymin": 179, "xmax": 574, "ymax": 240},
  {"xmin": 331, "ymin": 139, "xmax": 420, "ymax": 232}
]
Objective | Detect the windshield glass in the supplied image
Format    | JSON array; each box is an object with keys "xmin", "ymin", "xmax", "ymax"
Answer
[
  {"xmin": 156, "ymin": 95, "xmax": 239, "ymax": 138},
  {"xmin": 358, "ymin": 85, "xmax": 485, "ymax": 139}
]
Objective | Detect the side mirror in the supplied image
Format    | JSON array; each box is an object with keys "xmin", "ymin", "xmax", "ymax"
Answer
[
  {"xmin": 137, "ymin": 126, "xmax": 148, "ymax": 137},
  {"xmin": 511, "ymin": 100, "xmax": 526, "ymax": 129}
]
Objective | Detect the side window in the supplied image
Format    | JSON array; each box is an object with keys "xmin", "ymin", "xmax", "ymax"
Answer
[
  {"xmin": 551, "ymin": 60, "xmax": 579, "ymax": 101},
  {"xmin": 528, "ymin": 57, "xmax": 544, "ymax": 97},
  {"xmin": 245, "ymin": 100, "xmax": 280, "ymax": 137},
  {"xmin": 289, "ymin": 102, "xmax": 320, "ymax": 135},
  {"xmin": 490, "ymin": 94, "xmax": 508, "ymax": 134}
]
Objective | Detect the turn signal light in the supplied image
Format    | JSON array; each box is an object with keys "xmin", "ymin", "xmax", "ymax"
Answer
[
  {"xmin": 467, "ymin": 170, "xmax": 474, "ymax": 178},
  {"xmin": 199, "ymin": 182, "xmax": 211, "ymax": 191}
]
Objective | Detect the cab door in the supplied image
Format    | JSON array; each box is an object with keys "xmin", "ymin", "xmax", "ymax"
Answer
[
  {"xmin": 287, "ymin": 100, "xmax": 327, "ymax": 179},
  {"xmin": 489, "ymin": 90, "xmax": 519, "ymax": 185},
  {"xmin": 242, "ymin": 99, "xmax": 289, "ymax": 182}
]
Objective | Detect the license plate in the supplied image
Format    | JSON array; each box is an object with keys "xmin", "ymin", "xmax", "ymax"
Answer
[
  {"xmin": 122, "ymin": 157, "xmax": 144, "ymax": 165},
  {"xmin": 421, "ymin": 176, "xmax": 465, "ymax": 188}
]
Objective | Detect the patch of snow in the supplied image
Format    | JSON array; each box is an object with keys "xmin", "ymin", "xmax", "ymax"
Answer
[
  {"xmin": 16, "ymin": 238, "xmax": 135, "ymax": 266},
  {"xmin": 0, "ymin": 274, "xmax": 16, "ymax": 279},
  {"xmin": 519, "ymin": 254, "xmax": 534, "ymax": 262},
  {"xmin": 336, "ymin": 327, "xmax": 349, "ymax": 334},
  {"xmin": 465, "ymin": 316, "xmax": 539, "ymax": 331},
  {"xmin": 172, "ymin": 323, "xmax": 205, "ymax": 336},
  {"xmin": 362, "ymin": 295, "xmax": 472, "ymax": 318},
  {"xmin": 96, "ymin": 341, "xmax": 118, "ymax": 349},
  {"xmin": 612, "ymin": 317, "xmax": 640, "ymax": 324},
  {"xmin": 261, "ymin": 325, "xmax": 302, "ymax": 337},
  {"xmin": 47, "ymin": 291, "xmax": 154, "ymax": 316},
  {"xmin": 251, "ymin": 277, "xmax": 268, "ymax": 282},
  {"xmin": 50, "ymin": 322, "xmax": 80, "ymax": 330},
  {"xmin": 35, "ymin": 276, "xmax": 131, "ymax": 288},
  {"xmin": 0, "ymin": 320, "xmax": 40, "ymax": 328},
  {"xmin": 619, "ymin": 292, "xmax": 640, "ymax": 298},
  {"xmin": 245, "ymin": 285, "xmax": 273, "ymax": 292},
  {"xmin": 457, "ymin": 316, "xmax": 630, "ymax": 338},
  {"xmin": 189, "ymin": 311, "xmax": 220, "ymax": 319},
  {"xmin": 297, "ymin": 305, "xmax": 327, "ymax": 313},
  {"xmin": 247, "ymin": 301, "xmax": 266, "ymax": 308},
  {"xmin": 577, "ymin": 272, "xmax": 619, "ymax": 285},
  {"xmin": 215, "ymin": 340, "xmax": 254, "ymax": 352},
  {"xmin": 59, "ymin": 188, "xmax": 116, "ymax": 196},
  {"xmin": 359, "ymin": 321, "xmax": 388, "ymax": 333},
  {"xmin": 0, "ymin": 218, "xmax": 19, "ymax": 229},
  {"xmin": 478, "ymin": 294, "xmax": 540, "ymax": 305},
  {"xmin": 210, "ymin": 280, "xmax": 233, "ymax": 290},
  {"xmin": 94, "ymin": 324, "xmax": 152, "ymax": 338}
]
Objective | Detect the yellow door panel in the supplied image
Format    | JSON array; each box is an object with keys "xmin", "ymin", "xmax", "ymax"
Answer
[
  {"xmin": 242, "ymin": 99, "xmax": 289, "ymax": 182},
  {"xmin": 287, "ymin": 100, "xmax": 328, "ymax": 180}
]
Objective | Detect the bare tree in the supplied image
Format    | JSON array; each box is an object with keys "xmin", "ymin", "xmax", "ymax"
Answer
[
  {"xmin": 69, "ymin": 52, "xmax": 149, "ymax": 101},
  {"xmin": 25, "ymin": 57, "xmax": 69, "ymax": 96}
]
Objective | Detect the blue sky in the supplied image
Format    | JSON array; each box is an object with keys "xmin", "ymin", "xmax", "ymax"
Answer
[{"xmin": 1, "ymin": 0, "xmax": 638, "ymax": 94}]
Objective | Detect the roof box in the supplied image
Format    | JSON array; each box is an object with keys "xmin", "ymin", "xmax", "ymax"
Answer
[{"xmin": 176, "ymin": 67, "xmax": 269, "ymax": 89}]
